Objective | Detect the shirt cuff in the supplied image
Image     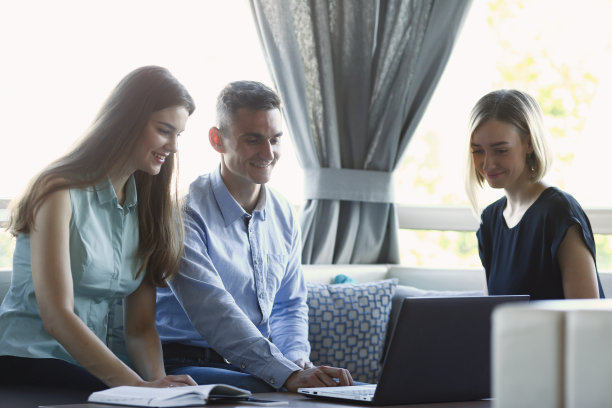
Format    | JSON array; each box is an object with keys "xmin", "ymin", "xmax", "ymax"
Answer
[{"xmin": 259, "ymin": 356, "xmax": 301, "ymax": 389}]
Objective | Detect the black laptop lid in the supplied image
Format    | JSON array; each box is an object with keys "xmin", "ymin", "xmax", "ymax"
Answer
[{"xmin": 374, "ymin": 295, "xmax": 529, "ymax": 405}]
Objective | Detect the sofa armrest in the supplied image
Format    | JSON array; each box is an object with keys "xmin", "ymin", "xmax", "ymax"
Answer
[
  {"xmin": 387, "ymin": 266, "xmax": 487, "ymax": 292},
  {"xmin": 301, "ymin": 264, "xmax": 390, "ymax": 284}
]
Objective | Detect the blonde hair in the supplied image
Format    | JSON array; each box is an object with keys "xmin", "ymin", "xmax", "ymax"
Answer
[
  {"xmin": 9, "ymin": 66, "xmax": 195, "ymax": 286},
  {"xmin": 465, "ymin": 89, "xmax": 553, "ymax": 216}
]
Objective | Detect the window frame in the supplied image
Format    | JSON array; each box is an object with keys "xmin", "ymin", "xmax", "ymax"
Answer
[
  {"xmin": 3, "ymin": 201, "xmax": 611, "ymax": 233},
  {"xmin": 396, "ymin": 205, "xmax": 612, "ymax": 234}
]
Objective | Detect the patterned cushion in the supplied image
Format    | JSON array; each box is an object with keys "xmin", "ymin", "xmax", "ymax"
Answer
[{"xmin": 306, "ymin": 279, "xmax": 397, "ymax": 383}]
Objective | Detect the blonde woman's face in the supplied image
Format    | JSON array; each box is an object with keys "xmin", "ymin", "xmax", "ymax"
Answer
[
  {"xmin": 470, "ymin": 119, "xmax": 533, "ymax": 193},
  {"xmin": 132, "ymin": 105, "xmax": 189, "ymax": 176}
]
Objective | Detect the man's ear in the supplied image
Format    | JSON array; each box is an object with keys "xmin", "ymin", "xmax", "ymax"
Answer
[{"xmin": 209, "ymin": 127, "xmax": 224, "ymax": 153}]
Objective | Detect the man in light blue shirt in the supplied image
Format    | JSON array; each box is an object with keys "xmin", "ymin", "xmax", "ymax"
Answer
[{"xmin": 156, "ymin": 81, "xmax": 353, "ymax": 392}]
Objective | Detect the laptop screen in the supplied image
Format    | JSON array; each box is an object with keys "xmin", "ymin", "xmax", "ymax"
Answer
[{"xmin": 374, "ymin": 295, "xmax": 529, "ymax": 405}]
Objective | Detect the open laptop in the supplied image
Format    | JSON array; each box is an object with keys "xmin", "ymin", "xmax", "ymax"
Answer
[{"xmin": 298, "ymin": 295, "xmax": 529, "ymax": 405}]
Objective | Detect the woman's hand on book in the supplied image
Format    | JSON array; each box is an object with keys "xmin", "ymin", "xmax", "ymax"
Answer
[{"xmin": 140, "ymin": 374, "xmax": 197, "ymax": 388}]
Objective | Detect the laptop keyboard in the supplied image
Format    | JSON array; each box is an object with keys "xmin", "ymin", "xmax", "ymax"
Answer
[{"xmin": 322, "ymin": 385, "xmax": 376, "ymax": 399}]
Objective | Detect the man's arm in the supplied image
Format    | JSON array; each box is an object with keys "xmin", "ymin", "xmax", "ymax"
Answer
[
  {"xmin": 266, "ymin": 206, "xmax": 354, "ymax": 391},
  {"xmin": 167, "ymin": 211, "xmax": 301, "ymax": 389},
  {"xmin": 268, "ymin": 221, "xmax": 310, "ymax": 363}
]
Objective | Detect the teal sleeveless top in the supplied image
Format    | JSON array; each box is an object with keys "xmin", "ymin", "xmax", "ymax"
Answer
[{"xmin": 0, "ymin": 176, "xmax": 143, "ymax": 364}]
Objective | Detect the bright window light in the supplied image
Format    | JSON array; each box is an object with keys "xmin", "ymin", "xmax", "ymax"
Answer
[
  {"xmin": 395, "ymin": 0, "xmax": 612, "ymax": 208},
  {"xmin": 0, "ymin": 0, "xmax": 303, "ymax": 202}
]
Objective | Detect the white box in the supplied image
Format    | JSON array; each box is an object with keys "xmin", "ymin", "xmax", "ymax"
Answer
[
  {"xmin": 492, "ymin": 303, "xmax": 566, "ymax": 408},
  {"xmin": 565, "ymin": 301, "xmax": 612, "ymax": 408}
]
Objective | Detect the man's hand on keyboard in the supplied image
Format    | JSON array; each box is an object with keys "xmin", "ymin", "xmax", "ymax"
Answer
[
  {"xmin": 285, "ymin": 365, "xmax": 354, "ymax": 392},
  {"xmin": 293, "ymin": 358, "xmax": 314, "ymax": 369}
]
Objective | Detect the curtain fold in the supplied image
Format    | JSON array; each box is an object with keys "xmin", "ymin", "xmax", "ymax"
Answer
[{"xmin": 250, "ymin": 0, "xmax": 472, "ymax": 264}]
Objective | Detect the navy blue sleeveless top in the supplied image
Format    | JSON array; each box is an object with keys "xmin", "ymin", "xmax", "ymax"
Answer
[{"xmin": 477, "ymin": 187, "xmax": 605, "ymax": 300}]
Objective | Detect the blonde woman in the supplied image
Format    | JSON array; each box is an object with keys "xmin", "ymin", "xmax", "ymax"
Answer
[
  {"xmin": 466, "ymin": 89, "xmax": 604, "ymax": 300},
  {"xmin": 0, "ymin": 66, "xmax": 197, "ymax": 390}
]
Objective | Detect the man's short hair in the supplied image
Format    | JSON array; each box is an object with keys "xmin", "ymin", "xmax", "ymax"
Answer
[{"xmin": 216, "ymin": 81, "xmax": 281, "ymax": 135}]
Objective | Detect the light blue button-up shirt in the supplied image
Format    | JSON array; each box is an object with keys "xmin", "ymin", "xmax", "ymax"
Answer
[
  {"xmin": 156, "ymin": 167, "xmax": 309, "ymax": 389},
  {"xmin": 0, "ymin": 176, "xmax": 142, "ymax": 364}
]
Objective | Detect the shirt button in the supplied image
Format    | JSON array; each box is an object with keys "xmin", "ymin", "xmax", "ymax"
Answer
[
  {"xmin": 241, "ymin": 363, "xmax": 246, "ymax": 369},
  {"xmin": 269, "ymin": 378, "xmax": 275, "ymax": 385}
]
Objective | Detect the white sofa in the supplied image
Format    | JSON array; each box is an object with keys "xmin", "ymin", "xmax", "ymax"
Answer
[
  {"xmin": 3, "ymin": 265, "xmax": 612, "ymax": 327},
  {"xmin": 3, "ymin": 264, "xmax": 612, "ymax": 313},
  {"xmin": 301, "ymin": 264, "xmax": 488, "ymax": 291},
  {"xmin": 2, "ymin": 266, "xmax": 612, "ymax": 384},
  {"xmin": 301, "ymin": 264, "xmax": 612, "ymax": 297},
  {"xmin": 0, "ymin": 264, "xmax": 488, "ymax": 305}
]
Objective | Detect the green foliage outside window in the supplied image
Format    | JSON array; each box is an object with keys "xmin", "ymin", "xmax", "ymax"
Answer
[
  {"xmin": 396, "ymin": 0, "xmax": 612, "ymax": 270},
  {"xmin": 595, "ymin": 236, "xmax": 612, "ymax": 272},
  {"xmin": 399, "ymin": 230, "xmax": 480, "ymax": 269}
]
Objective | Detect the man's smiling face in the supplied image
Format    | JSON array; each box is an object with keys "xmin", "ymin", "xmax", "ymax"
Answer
[{"xmin": 219, "ymin": 108, "xmax": 282, "ymax": 188}]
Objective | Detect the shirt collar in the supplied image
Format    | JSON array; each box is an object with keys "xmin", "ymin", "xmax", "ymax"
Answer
[
  {"xmin": 95, "ymin": 174, "xmax": 138, "ymax": 211},
  {"xmin": 211, "ymin": 166, "xmax": 267, "ymax": 227}
]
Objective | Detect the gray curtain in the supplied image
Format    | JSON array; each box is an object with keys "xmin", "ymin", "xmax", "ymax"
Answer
[{"xmin": 250, "ymin": 0, "xmax": 472, "ymax": 264}]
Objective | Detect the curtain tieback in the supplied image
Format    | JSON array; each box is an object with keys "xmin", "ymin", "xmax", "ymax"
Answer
[{"xmin": 303, "ymin": 168, "xmax": 394, "ymax": 203}]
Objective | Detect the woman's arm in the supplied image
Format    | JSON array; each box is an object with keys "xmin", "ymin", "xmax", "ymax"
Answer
[
  {"xmin": 124, "ymin": 279, "xmax": 170, "ymax": 382},
  {"xmin": 31, "ymin": 189, "xmax": 145, "ymax": 387},
  {"xmin": 30, "ymin": 189, "xmax": 194, "ymax": 387},
  {"xmin": 558, "ymin": 225, "xmax": 600, "ymax": 299}
]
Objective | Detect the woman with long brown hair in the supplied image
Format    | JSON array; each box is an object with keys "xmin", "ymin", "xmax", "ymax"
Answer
[{"xmin": 0, "ymin": 66, "xmax": 197, "ymax": 390}]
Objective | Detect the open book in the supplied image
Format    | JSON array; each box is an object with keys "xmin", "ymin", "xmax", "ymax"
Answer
[{"xmin": 88, "ymin": 384, "xmax": 287, "ymax": 407}]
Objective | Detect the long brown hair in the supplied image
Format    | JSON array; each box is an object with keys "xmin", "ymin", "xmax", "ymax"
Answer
[{"xmin": 9, "ymin": 66, "xmax": 195, "ymax": 286}]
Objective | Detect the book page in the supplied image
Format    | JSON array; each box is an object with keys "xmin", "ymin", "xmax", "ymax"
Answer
[{"xmin": 88, "ymin": 384, "xmax": 251, "ymax": 407}]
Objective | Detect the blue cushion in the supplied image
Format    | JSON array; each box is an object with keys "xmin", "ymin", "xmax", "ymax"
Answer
[
  {"xmin": 333, "ymin": 274, "xmax": 357, "ymax": 284},
  {"xmin": 306, "ymin": 279, "xmax": 397, "ymax": 383}
]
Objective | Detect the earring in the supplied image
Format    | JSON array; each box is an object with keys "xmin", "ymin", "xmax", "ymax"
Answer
[{"xmin": 527, "ymin": 153, "xmax": 536, "ymax": 179}]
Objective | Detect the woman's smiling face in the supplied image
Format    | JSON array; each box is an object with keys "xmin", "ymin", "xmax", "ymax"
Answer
[
  {"xmin": 132, "ymin": 105, "xmax": 189, "ymax": 176},
  {"xmin": 471, "ymin": 119, "xmax": 533, "ymax": 193}
]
